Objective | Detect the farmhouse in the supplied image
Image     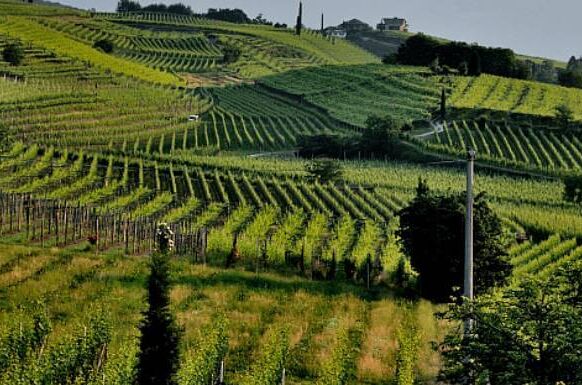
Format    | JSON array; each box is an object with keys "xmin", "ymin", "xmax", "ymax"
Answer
[
  {"xmin": 338, "ymin": 19, "xmax": 373, "ymax": 34},
  {"xmin": 377, "ymin": 17, "xmax": 409, "ymax": 32}
]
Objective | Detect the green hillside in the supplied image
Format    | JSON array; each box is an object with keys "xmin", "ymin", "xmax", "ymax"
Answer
[
  {"xmin": 450, "ymin": 74, "xmax": 582, "ymax": 120},
  {"xmin": 0, "ymin": 1, "xmax": 581, "ymax": 384}
]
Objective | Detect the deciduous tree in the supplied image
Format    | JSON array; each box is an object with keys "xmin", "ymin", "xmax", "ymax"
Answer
[{"xmin": 439, "ymin": 261, "xmax": 582, "ymax": 384}]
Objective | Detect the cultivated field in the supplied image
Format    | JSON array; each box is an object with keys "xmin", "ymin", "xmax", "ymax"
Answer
[{"xmin": 0, "ymin": 0, "xmax": 581, "ymax": 383}]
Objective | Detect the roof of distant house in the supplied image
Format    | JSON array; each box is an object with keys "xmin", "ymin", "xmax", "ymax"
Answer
[
  {"xmin": 380, "ymin": 17, "xmax": 407, "ymax": 25},
  {"xmin": 342, "ymin": 19, "xmax": 370, "ymax": 26}
]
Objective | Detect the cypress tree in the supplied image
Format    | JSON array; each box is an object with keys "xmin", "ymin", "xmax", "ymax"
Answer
[
  {"xmin": 440, "ymin": 88, "xmax": 447, "ymax": 119},
  {"xmin": 296, "ymin": 2, "xmax": 303, "ymax": 36},
  {"xmin": 135, "ymin": 225, "xmax": 181, "ymax": 385}
]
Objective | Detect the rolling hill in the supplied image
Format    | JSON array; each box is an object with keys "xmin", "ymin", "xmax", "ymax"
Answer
[{"xmin": 0, "ymin": 1, "xmax": 581, "ymax": 383}]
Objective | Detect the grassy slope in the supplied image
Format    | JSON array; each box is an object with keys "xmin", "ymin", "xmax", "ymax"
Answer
[
  {"xmin": 0, "ymin": 16, "xmax": 182, "ymax": 85},
  {"xmin": 217, "ymin": 25, "xmax": 380, "ymax": 65},
  {"xmin": 450, "ymin": 74, "xmax": 582, "ymax": 120},
  {"xmin": 0, "ymin": 241, "xmax": 443, "ymax": 383},
  {"xmin": 0, "ymin": 0, "xmax": 81, "ymax": 16}
]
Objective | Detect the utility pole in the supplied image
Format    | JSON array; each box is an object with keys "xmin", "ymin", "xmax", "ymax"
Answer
[{"xmin": 464, "ymin": 149, "xmax": 476, "ymax": 335}]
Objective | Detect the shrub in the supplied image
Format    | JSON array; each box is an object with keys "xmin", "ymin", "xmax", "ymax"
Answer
[
  {"xmin": 2, "ymin": 43, "xmax": 24, "ymax": 66},
  {"xmin": 93, "ymin": 39, "xmax": 114, "ymax": 54},
  {"xmin": 222, "ymin": 44, "xmax": 241, "ymax": 64}
]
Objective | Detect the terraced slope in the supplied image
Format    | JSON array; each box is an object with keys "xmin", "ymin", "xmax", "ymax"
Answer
[
  {"xmin": 510, "ymin": 235, "xmax": 582, "ymax": 281},
  {"xmin": 99, "ymin": 12, "xmax": 379, "ymax": 67},
  {"xmin": 40, "ymin": 16, "xmax": 225, "ymax": 74},
  {"xmin": 261, "ymin": 64, "xmax": 441, "ymax": 126},
  {"xmin": 450, "ymin": 74, "xmax": 582, "ymax": 120},
  {"xmin": 0, "ymin": 16, "xmax": 182, "ymax": 85},
  {"xmin": 0, "ymin": 41, "xmax": 208, "ymax": 149},
  {"xmin": 0, "ymin": 44, "xmax": 345, "ymax": 151},
  {"xmin": 425, "ymin": 120, "xmax": 582, "ymax": 173},
  {"xmin": 0, "ymin": 0, "xmax": 82, "ymax": 16}
]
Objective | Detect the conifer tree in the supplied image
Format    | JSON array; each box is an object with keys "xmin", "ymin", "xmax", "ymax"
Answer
[
  {"xmin": 135, "ymin": 224, "xmax": 181, "ymax": 385},
  {"xmin": 296, "ymin": 2, "xmax": 303, "ymax": 36}
]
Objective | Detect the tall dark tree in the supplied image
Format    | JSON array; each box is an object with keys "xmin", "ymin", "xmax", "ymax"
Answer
[
  {"xmin": 558, "ymin": 68, "xmax": 582, "ymax": 89},
  {"xmin": 440, "ymin": 88, "xmax": 447, "ymax": 120},
  {"xmin": 296, "ymin": 2, "xmax": 303, "ymax": 36},
  {"xmin": 567, "ymin": 55, "xmax": 580, "ymax": 71},
  {"xmin": 135, "ymin": 225, "xmax": 181, "ymax": 385},
  {"xmin": 167, "ymin": 3, "xmax": 192, "ymax": 15},
  {"xmin": 116, "ymin": 0, "xmax": 141, "ymax": 12},
  {"xmin": 398, "ymin": 180, "xmax": 511, "ymax": 302},
  {"xmin": 206, "ymin": 8, "xmax": 250, "ymax": 23},
  {"xmin": 396, "ymin": 33, "xmax": 440, "ymax": 66}
]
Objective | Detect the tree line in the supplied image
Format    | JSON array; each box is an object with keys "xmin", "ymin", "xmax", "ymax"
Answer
[
  {"xmin": 115, "ymin": 1, "xmax": 286, "ymax": 26},
  {"xmin": 559, "ymin": 56, "xmax": 582, "ymax": 89},
  {"xmin": 390, "ymin": 33, "xmax": 530, "ymax": 79}
]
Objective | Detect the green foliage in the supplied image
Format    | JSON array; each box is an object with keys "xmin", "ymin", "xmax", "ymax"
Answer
[
  {"xmin": 177, "ymin": 315, "xmax": 228, "ymax": 385},
  {"xmin": 136, "ymin": 253, "xmax": 183, "ymax": 385},
  {"xmin": 439, "ymin": 261, "xmax": 582, "ymax": 384},
  {"xmin": 316, "ymin": 325, "xmax": 364, "ymax": 385},
  {"xmin": 558, "ymin": 68, "xmax": 582, "ymax": 89},
  {"xmin": 222, "ymin": 43, "xmax": 241, "ymax": 64},
  {"xmin": 306, "ymin": 159, "xmax": 343, "ymax": 183},
  {"xmin": 395, "ymin": 312, "xmax": 420, "ymax": 385},
  {"xmin": 0, "ymin": 306, "xmax": 51, "ymax": 373},
  {"xmin": 239, "ymin": 326, "xmax": 289, "ymax": 385},
  {"xmin": 262, "ymin": 64, "xmax": 437, "ymax": 126},
  {"xmin": 396, "ymin": 33, "xmax": 521, "ymax": 78},
  {"xmin": 555, "ymin": 103, "xmax": 574, "ymax": 129},
  {"xmin": 141, "ymin": 3, "xmax": 193, "ymax": 16},
  {"xmin": 206, "ymin": 8, "xmax": 250, "ymax": 23},
  {"xmin": 0, "ymin": 311, "xmax": 111, "ymax": 384},
  {"xmin": 398, "ymin": 180, "xmax": 511, "ymax": 302},
  {"xmin": 362, "ymin": 115, "xmax": 405, "ymax": 157},
  {"xmin": 0, "ymin": 123, "xmax": 12, "ymax": 152},
  {"xmin": 93, "ymin": 39, "xmax": 114, "ymax": 53},
  {"xmin": 116, "ymin": 0, "xmax": 141, "ymax": 12},
  {"xmin": 2, "ymin": 42, "xmax": 24, "ymax": 66},
  {"xmin": 295, "ymin": 1, "xmax": 303, "ymax": 36},
  {"xmin": 564, "ymin": 174, "xmax": 582, "ymax": 203}
]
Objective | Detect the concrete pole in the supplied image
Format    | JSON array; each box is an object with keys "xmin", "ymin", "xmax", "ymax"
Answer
[{"xmin": 464, "ymin": 149, "xmax": 476, "ymax": 335}]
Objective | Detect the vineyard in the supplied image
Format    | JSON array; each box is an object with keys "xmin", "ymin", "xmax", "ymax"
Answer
[
  {"xmin": 424, "ymin": 120, "xmax": 582, "ymax": 173},
  {"xmin": 1, "ymin": 0, "xmax": 582, "ymax": 383},
  {"xmin": 261, "ymin": 64, "xmax": 441, "ymax": 127},
  {"xmin": 450, "ymin": 74, "xmax": 582, "ymax": 120}
]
